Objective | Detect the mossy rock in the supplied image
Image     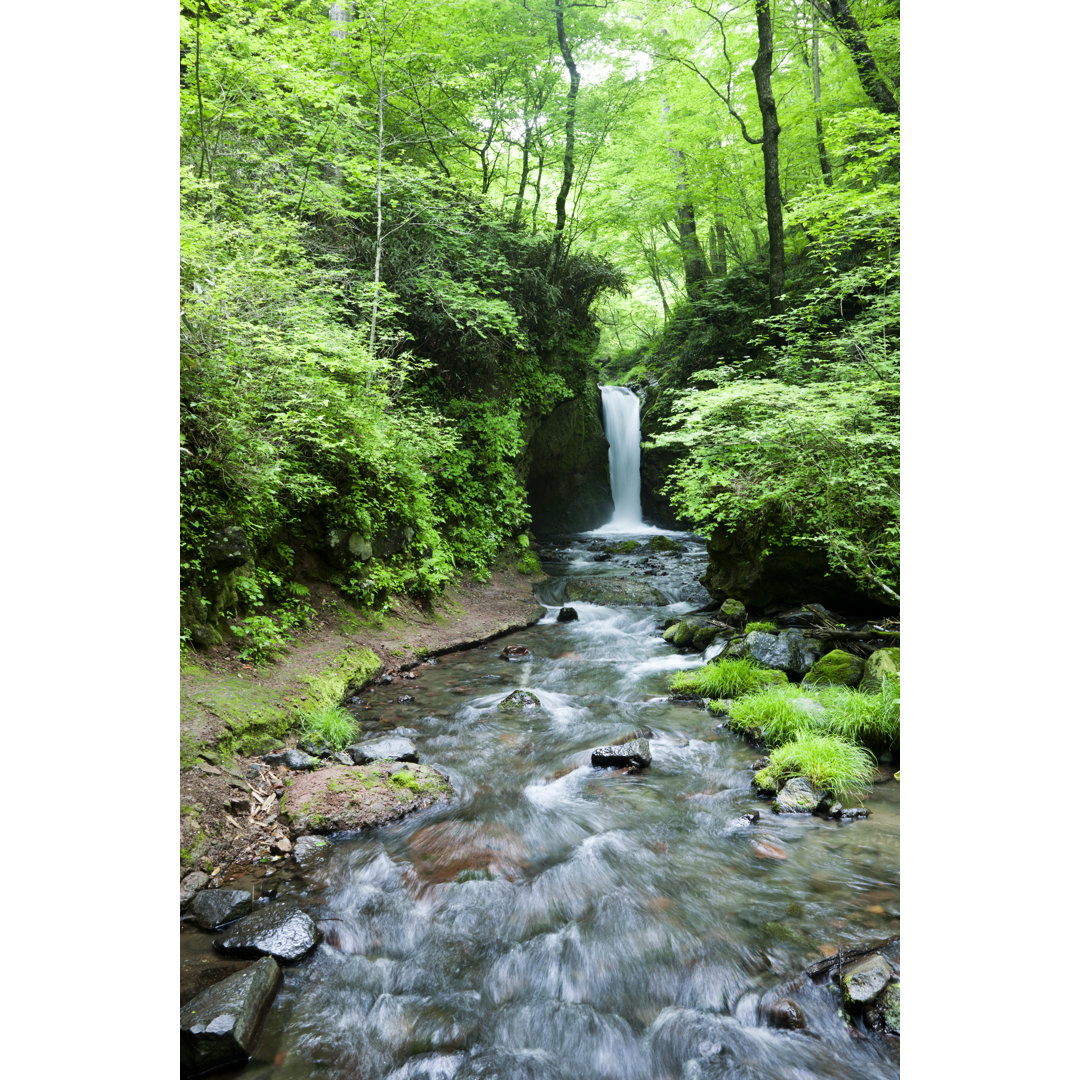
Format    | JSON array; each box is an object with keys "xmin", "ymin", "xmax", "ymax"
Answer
[
  {"xmin": 859, "ymin": 647, "xmax": 900, "ymax": 693},
  {"xmin": 497, "ymin": 689, "xmax": 541, "ymax": 711},
  {"xmin": 691, "ymin": 624, "xmax": 723, "ymax": 650},
  {"xmin": 751, "ymin": 767, "xmax": 778, "ymax": 796},
  {"xmin": 279, "ymin": 762, "xmax": 452, "ymax": 835},
  {"xmin": 719, "ymin": 598, "xmax": 747, "ymax": 625},
  {"xmin": 803, "ymin": 649, "xmax": 866, "ymax": 688},
  {"xmin": 564, "ymin": 578, "xmax": 666, "ymax": 606},
  {"xmin": 645, "ymin": 535, "xmax": 683, "ymax": 554}
]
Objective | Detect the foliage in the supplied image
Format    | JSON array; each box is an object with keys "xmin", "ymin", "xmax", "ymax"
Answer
[
  {"xmin": 762, "ymin": 732, "xmax": 876, "ymax": 800},
  {"xmin": 298, "ymin": 702, "xmax": 359, "ymax": 752},
  {"xmin": 669, "ymin": 658, "xmax": 788, "ymax": 699}
]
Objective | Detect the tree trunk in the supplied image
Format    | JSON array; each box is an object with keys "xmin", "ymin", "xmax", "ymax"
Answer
[
  {"xmin": 752, "ymin": 0, "xmax": 784, "ymax": 314},
  {"xmin": 822, "ymin": 0, "xmax": 898, "ymax": 115},
  {"xmin": 551, "ymin": 0, "xmax": 580, "ymax": 273},
  {"xmin": 811, "ymin": 10, "xmax": 833, "ymax": 186}
]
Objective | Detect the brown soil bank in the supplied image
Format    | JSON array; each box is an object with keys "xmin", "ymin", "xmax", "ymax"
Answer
[{"xmin": 180, "ymin": 563, "xmax": 545, "ymax": 881}]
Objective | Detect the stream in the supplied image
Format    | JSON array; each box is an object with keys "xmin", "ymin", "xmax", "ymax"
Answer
[{"xmin": 182, "ymin": 529, "xmax": 899, "ymax": 1079}]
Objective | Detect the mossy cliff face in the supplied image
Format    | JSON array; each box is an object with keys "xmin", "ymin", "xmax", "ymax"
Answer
[
  {"xmin": 639, "ymin": 384, "xmax": 691, "ymax": 530},
  {"xmin": 522, "ymin": 384, "xmax": 613, "ymax": 533}
]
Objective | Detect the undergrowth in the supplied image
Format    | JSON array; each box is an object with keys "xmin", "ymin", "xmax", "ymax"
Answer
[
  {"xmin": 670, "ymin": 658, "xmax": 788, "ymax": 699},
  {"xmin": 297, "ymin": 702, "xmax": 358, "ymax": 752},
  {"xmin": 762, "ymin": 732, "xmax": 876, "ymax": 799}
]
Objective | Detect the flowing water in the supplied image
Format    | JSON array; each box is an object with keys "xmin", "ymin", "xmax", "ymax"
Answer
[{"xmin": 185, "ymin": 531, "xmax": 899, "ymax": 1080}]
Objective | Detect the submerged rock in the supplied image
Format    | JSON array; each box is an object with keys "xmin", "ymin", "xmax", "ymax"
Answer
[
  {"xmin": 213, "ymin": 902, "xmax": 319, "ymax": 962},
  {"xmin": 773, "ymin": 776, "xmax": 827, "ymax": 814},
  {"xmin": 188, "ymin": 889, "xmax": 253, "ymax": 930},
  {"xmin": 181, "ymin": 955, "xmax": 282, "ymax": 1077},
  {"xmin": 347, "ymin": 736, "xmax": 419, "ymax": 764},
  {"xmin": 591, "ymin": 738, "xmax": 652, "ymax": 770},
  {"xmin": 500, "ymin": 645, "xmax": 532, "ymax": 662},
  {"xmin": 803, "ymin": 649, "xmax": 866, "ymax": 687},
  {"xmin": 564, "ymin": 578, "xmax": 666, "ymax": 606},
  {"xmin": 762, "ymin": 997, "xmax": 806, "ymax": 1030},
  {"xmin": 292, "ymin": 835, "xmax": 331, "ymax": 864}
]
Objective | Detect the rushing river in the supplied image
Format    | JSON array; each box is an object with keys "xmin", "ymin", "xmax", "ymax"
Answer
[{"xmin": 183, "ymin": 531, "xmax": 900, "ymax": 1080}]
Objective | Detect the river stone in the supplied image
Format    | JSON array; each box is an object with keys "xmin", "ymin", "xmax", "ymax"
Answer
[
  {"xmin": 280, "ymin": 762, "xmax": 453, "ymax": 834},
  {"xmin": 188, "ymin": 889, "xmax": 254, "ymax": 930},
  {"xmin": 180, "ymin": 871, "xmax": 210, "ymax": 911},
  {"xmin": 841, "ymin": 953, "xmax": 894, "ymax": 1008},
  {"xmin": 744, "ymin": 629, "xmax": 820, "ymax": 676},
  {"xmin": 859, "ymin": 646, "xmax": 900, "ymax": 693},
  {"xmin": 719, "ymin": 598, "xmax": 746, "ymax": 625},
  {"xmin": 262, "ymin": 748, "xmax": 321, "ymax": 771},
  {"xmin": 563, "ymin": 577, "xmax": 666, "ymax": 606},
  {"xmin": 774, "ymin": 776, "xmax": 826, "ymax": 814},
  {"xmin": 292, "ymin": 835, "xmax": 331, "ymax": 864},
  {"xmin": 868, "ymin": 981, "xmax": 900, "ymax": 1035},
  {"xmin": 213, "ymin": 901, "xmax": 319, "ymax": 962},
  {"xmin": 556, "ymin": 606, "xmax": 579, "ymax": 622},
  {"xmin": 180, "ymin": 955, "xmax": 282, "ymax": 1077},
  {"xmin": 497, "ymin": 689, "xmax": 541, "ymax": 711},
  {"xmin": 762, "ymin": 997, "xmax": 807, "ymax": 1030},
  {"xmin": 591, "ymin": 737, "xmax": 652, "ymax": 770},
  {"xmin": 500, "ymin": 645, "xmax": 531, "ymax": 662},
  {"xmin": 645, "ymin": 535, "xmax": 683, "ymax": 554},
  {"xmin": 347, "ymin": 736, "xmax": 419, "ymax": 764},
  {"xmin": 803, "ymin": 649, "xmax": 866, "ymax": 687}
]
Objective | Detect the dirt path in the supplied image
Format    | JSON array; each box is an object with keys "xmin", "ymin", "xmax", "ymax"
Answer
[{"xmin": 180, "ymin": 563, "xmax": 546, "ymax": 883}]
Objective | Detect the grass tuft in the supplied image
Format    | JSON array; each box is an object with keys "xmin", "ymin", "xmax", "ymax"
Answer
[
  {"xmin": 297, "ymin": 702, "xmax": 358, "ymax": 751},
  {"xmin": 765, "ymin": 732, "xmax": 876, "ymax": 799},
  {"xmin": 670, "ymin": 658, "xmax": 788, "ymax": 699}
]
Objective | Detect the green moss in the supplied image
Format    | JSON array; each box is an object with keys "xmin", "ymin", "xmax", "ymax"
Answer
[
  {"xmin": 517, "ymin": 550, "xmax": 542, "ymax": 575},
  {"xmin": 744, "ymin": 620, "xmax": 777, "ymax": 634}
]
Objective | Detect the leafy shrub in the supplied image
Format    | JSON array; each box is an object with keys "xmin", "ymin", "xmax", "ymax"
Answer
[{"xmin": 670, "ymin": 658, "xmax": 788, "ymax": 699}]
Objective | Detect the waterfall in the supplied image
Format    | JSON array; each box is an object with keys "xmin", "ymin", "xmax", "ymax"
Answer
[{"xmin": 600, "ymin": 385, "xmax": 644, "ymax": 529}]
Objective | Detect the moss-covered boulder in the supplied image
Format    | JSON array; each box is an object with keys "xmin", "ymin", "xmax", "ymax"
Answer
[
  {"xmin": 803, "ymin": 649, "xmax": 866, "ymax": 688},
  {"xmin": 645, "ymin": 535, "xmax": 683, "ymax": 554},
  {"xmin": 719, "ymin": 598, "xmax": 747, "ymax": 626},
  {"xmin": 498, "ymin": 690, "xmax": 541, "ymax": 711},
  {"xmin": 279, "ymin": 762, "xmax": 452, "ymax": 835},
  {"xmin": 773, "ymin": 776, "xmax": 826, "ymax": 814},
  {"xmin": 860, "ymin": 647, "xmax": 900, "ymax": 693}
]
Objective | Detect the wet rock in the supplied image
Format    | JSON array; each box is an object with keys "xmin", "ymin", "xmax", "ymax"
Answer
[
  {"xmin": 188, "ymin": 889, "xmax": 254, "ymax": 930},
  {"xmin": 180, "ymin": 955, "xmax": 282, "ymax": 1077},
  {"xmin": 564, "ymin": 577, "xmax": 666, "ymax": 606},
  {"xmin": 262, "ymin": 748, "xmax": 320, "ymax": 771},
  {"xmin": 556, "ymin": 607, "xmax": 579, "ymax": 622},
  {"xmin": 841, "ymin": 953, "xmax": 894, "ymax": 1008},
  {"xmin": 280, "ymin": 762, "xmax": 452, "ymax": 834},
  {"xmin": 592, "ymin": 552, "xmax": 612, "ymax": 562},
  {"xmin": 396, "ymin": 694, "xmax": 415, "ymax": 704},
  {"xmin": 611, "ymin": 727, "xmax": 655, "ymax": 743},
  {"xmin": 719, "ymin": 598, "xmax": 747, "ymax": 626},
  {"xmin": 347, "ymin": 736, "xmax": 419, "ymax": 764},
  {"xmin": 591, "ymin": 737, "xmax": 652, "ymax": 770},
  {"xmin": 204, "ymin": 526, "xmax": 251, "ymax": 572},
  {"xmin": 298, "ymin": 738, "xmax": 334, "ymax": 758},
  {"xmin": 751, "ymin": 840, "xmax": 787, "ymax": 860},
  {"xmin": 213, "ymin": 901, "xmax": 319, "ymax": 962},
  {"xmin": 180, "ymin": 871, "xmax": 210, "ymax": 911},
  {"xmin": 292, "ymin": 835, "xmax": 331, "ymax": 864},
  {"xmin": 741, "ymin": 628, "xmax": 821, "ymax": 676},
  {"xmin": 866, "ymin": 981, "xmax": 900, "ymax": 1035},
  {"xmin": 840, "ymin": 807, "xmax": 870, "ymax": 821},
  {"xmin": 860, "ymin": 646, "xmax": 900, "ymax": 693},
  {"xmin": 500, "ymin": 645, "xmax": 532, "ymax": 662},
  {"xmin": 762, "ymin": 997, "xmax": 806, "ymax": 1030},
  {"xmin": 774, "ymin": 776, "xmax": 827, "ymax": 814},
  {"xmin": 497, "ymin": 690, "xmax": 541, "ymax": 711},
  {"xmin": 645, "ymin": 534, "xmax": 684, "ymax": 554},
  {"xmin": 803, "ymin": 648, "xmax": 866, "ymax": 687},
  {"xmin": 332, "ymin": 751, "xmax": 353, "ymax": 766},
  {"xmin": 737, "ymin": 811, "xmax": 760, "ymax": 824},
  {"xmin": 270, "ymin": 835, "xmax": 292, "ymax": 855}
]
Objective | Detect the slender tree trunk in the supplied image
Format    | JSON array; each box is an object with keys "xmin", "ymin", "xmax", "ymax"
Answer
[
  {"xmin": 752, "ymin": 0, "xmax": 784, "ymax": 315},
  {"xmin": 512, "ymin": 125, "xmax": 531, "ymax": 225},
  {"xmin": 551, "ymin": 0, "xmax": 580, "ymax": 273},
  {"xmin": 369, "ymin": 5, "xmax": 387, "ymax": 356},
  {"xmin": 811, "ymin": 10, "xmax": 833, "ymax": 186},
  {"xmin": 821, "ymin": 0, "xmax": 898, "ymax": 115},
  {"xmin": 671, "ymin": 149, "xmax": 710, "ymax": 300}
]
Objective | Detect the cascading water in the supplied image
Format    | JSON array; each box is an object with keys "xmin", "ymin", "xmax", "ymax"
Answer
[{"xmin": 598, "ymin": 385, "xmax": 645, "ymax": 531}]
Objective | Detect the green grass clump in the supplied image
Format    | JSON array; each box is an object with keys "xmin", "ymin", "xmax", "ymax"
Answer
[
  {"xmin": 812, "ymin": 676, "xmax": 900, "ymax": 747},
  {"xmin": 726, "ymin": 683, "xmax": 821, "ymax": 743},
  {"xmin": 670, "ymin": 658, "xmax": 788, "ymax": 699},
  {"xmin": 297, "ymin": 702, "xmax": 358, "ymax": 751},
  {"xmin": 765, "ymin": 732, "xmax": 876, "ymax": 799},
  {"xmin": 744, "ymin": 621, "xmax": 778, "ymax": 634}
]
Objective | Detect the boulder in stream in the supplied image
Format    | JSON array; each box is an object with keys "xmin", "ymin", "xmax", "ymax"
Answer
[
  {"xmin": 497, "ymin": 690, "xmax": 541, "ymax": 711},
  {"xmin": 556, "ymin": 607, "xmax": 579, "ymax": 622},
  {"xmin": 591, "ymin": 738, "xmax": 652, "ymax": 770},
  {"xmin": 181, "ymin": 955, "xmax": 282, "ymax": 1077},
  {"xmin": 188, "ymin": 889, "xmax": 254, "ymax": 930},
  {"xmin": 859, "ymin": 646, "xmax": 900, "ymax": 693},
  {"xmin": 773, "ymin": 776, "xmax": 827, "ymax": 814},
  {"xmin": 500, "ymin": 645, "xmax": 532, "ymax": 662},
  {"xmin": 213, "ymin": 901, "xmax": 319, "ymax": 962},
  {"xmin": 347, "ymin": 736, "xmax": 419, "ymax": 764},
  {"xmin": 841, "ymin": 953, "xmax": 894, "ymax": 1008}
]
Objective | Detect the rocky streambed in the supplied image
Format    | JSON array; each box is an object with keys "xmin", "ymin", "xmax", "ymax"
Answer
[{"xmin": 181, "ymin": 530, "xmax": 899, "ymax": 1079}]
